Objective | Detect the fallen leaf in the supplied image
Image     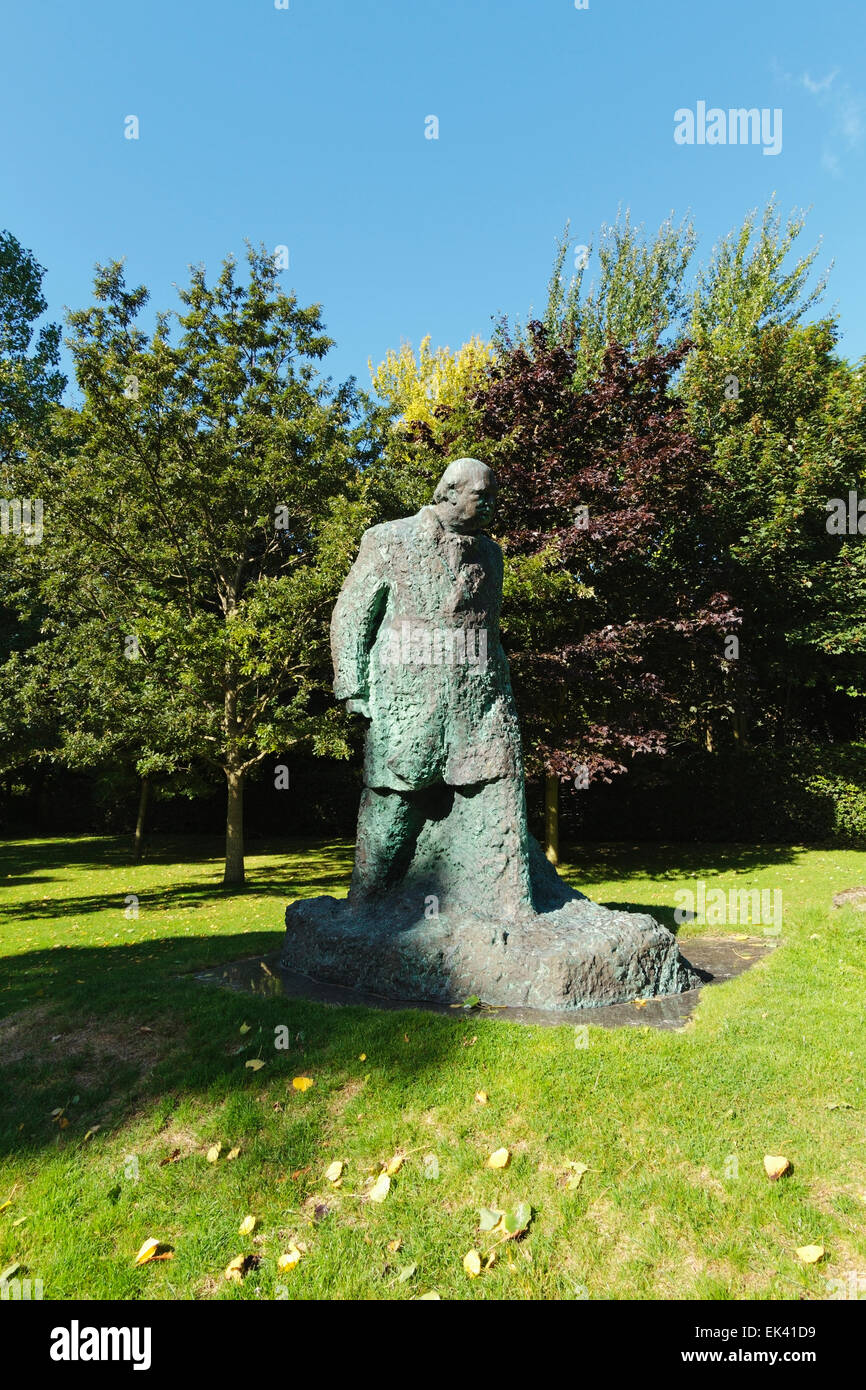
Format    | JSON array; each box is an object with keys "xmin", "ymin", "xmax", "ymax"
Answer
[
  {"xmin": 159, "ymin": 1148, "xmax": 181, "ymax": 1166},
  {"xmin": 11, "ymin": 1217, "xmax": 27, "ymax": 1228},
  {"xmin": 292, "ymin": 1076, "xmax": 314, "ymax": 1092},
  {"xmin": 474, "ymin": 1091, "xmax": 489, "ymax": 1105},
  {"xmin": 206, "ymin": 1143, "xmax": 222, "ymax": 1164},
  {"xmin": 0, "ymin": 1201, "xmax": 11, "ymax": 1214},
  {"xmin": 461, "ymin": 1035, "xmax": 478, "ymax": 1047},
  {"xmin": 224, "ymin": 1253, "xmax": 259, "ymax": 1283},
  {"xmin": 827, "ymin": 1101, "xmax": 853, "ymax": 1111},
  {"xmin": 239, "ymin": 1023, "xmax": 251, "ymax": 1035},
  {"xmin": 226, "ymin": 1146, "xmax": 241, "ymax": 1161},
  {"xmin": 387, "ymin": 1238, "xmax": 403, "ymax": 1253},
  {"xmin": 245, "ymin": 1059, "xmax": 265, "ymax": 1072},
  {"xmin": 487, "ymin": 1147, "xmax": 510, "ymax": 1170},
  {"xmin": 368, "ymin": 1172, "xmax": 391, "ymax": 1203},
  {"xmin": 324, "ymin": 1160, "xmax": 344, "ymax": 1183},
  {"xmin": 418, "ymin": 1291, "xmax": 440, "ymax": 1300},
  {"xmin": 463, "ymin": 1249, "xmax": 482, "ymax": 1278},
  {"xmin": 795, "ymin": 1244, "xmax": 825, "ymax": 1264},
  {"xmin": 134, "ymin": 1238, "xmax": 160, "ymax": 1267},
  {"xmin": 359, "ymin": 1053, "xmax": 367, "ymax": 1061},
  {"xmin": 277, "ymin": 1248, "xmax": 302, "ymax": 1272},
  {"xmin": 763, "ymin": 1155, "xmax": 791, "ymax": 1181},
  {"xmin": 479, "ymin": 1206, "xmax": 501, "ymax": 1232},
  {"xmin": 58, "ymin": 1117, "xmax": 69, "ymax": 1129},
  {"xmin": 633, "ymin": 999, "xmax": 648, "ymax": 1009},
  {"xmin": 397, "ymin": 1262, "xmax": 417, "ymax": 1282},
  {"xmin": 563, "ymin": 1161, "xmax": 589, "ymax": 1191},
  {"xmin": 238, "ymin": 1214, "xmax": 256, "ymax": 1236},
  {"xmin": 385, "ymin": 1152, "xmax": 405, "ymax": 1176},
  {"xmin": 501, "ymin": 1202, "xmax": 532, "ymax": 1238}
]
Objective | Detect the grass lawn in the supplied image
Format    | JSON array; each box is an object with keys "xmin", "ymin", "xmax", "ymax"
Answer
[{"xmin": 1, "ymin": 834, "xmax": 865, "ymax": 1301}]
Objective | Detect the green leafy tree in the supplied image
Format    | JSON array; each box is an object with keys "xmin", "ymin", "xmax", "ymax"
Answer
[
  {"xmin": 28, "ymin": 246, "xmax": 376, "ymax": 883},
  {"xmin": 0, "ymin": 232, "xmax": 66, "ymax": 789}
]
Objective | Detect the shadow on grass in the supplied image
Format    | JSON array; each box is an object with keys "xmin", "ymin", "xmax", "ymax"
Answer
[
  {"xmin": 560, "ymin": 840, "xmax": 805, "ymax": 886},
  {"xmin": 0, "ymin": 836, "xmax": 356, "ymax": 921},
  {"xmin": 0, "ymin": 932, "xmax": 483, "ymax": 1163}
]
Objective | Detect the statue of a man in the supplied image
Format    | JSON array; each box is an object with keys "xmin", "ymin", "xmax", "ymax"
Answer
[
  {"xmin": 283, "ymin": 458, "xmax": 698, "ymax": 1009},
  {"xmin": 331, "ymin": 457, "xmax": 536, "ymax": 915}
]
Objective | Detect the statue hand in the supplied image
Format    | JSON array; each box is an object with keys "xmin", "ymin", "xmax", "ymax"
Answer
[{"xmin": 346, "ymin": 697, "xmax": 371, "ymax": 719}]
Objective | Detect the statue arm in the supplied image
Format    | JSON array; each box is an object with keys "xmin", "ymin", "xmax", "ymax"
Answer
[{"xmin": 331, "ymin": 529, "xmax": 389, "ymax": 703}]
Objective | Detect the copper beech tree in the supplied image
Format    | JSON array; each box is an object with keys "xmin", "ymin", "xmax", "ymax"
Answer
[{"xmin": 470, "ymin": 323, "xmax": 740, "ymax": 860}]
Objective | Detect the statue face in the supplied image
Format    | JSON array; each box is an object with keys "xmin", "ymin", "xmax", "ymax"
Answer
[{"xmin": 445, "ymin": 473, "xmax": 497, "ymax": 533}]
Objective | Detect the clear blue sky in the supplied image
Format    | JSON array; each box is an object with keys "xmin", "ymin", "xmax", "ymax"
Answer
[{"xmin": 2, "ymin": 0, "xmax": 864, "ymax": 395}]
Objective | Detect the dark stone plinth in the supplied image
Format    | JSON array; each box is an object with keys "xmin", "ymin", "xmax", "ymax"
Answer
[{"xmin": 281, "ymin": 892, "xmax": 699, "ymax": 1011}]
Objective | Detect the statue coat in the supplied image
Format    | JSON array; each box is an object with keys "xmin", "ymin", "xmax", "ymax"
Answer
[{"xmin": 331, "ymin": 506, "xmax": 523, "ymax": 792}]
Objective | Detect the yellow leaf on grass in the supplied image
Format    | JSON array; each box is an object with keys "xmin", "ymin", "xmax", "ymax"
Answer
[
  {"xmin": 206, "ymin": 1143, "xmax": 222, "ymax": 1164},
  {"xmin": 245, "ymin": 1059, "xmax": 265, "ymax": 1072},
  {"xmin": 277, "ymin": 1248, "xmax": 302, "ymax": 1272},
  {"xmin": 238, "ymin": 1215, "xmax": 256, "ymax": 1236},
  {"xmin": 324, "ymin": 1161, "xmax": 344, "ymax": 1183},
  {"xmin": 474, "ymin": 1091, "xmax": 489, "ymax": 1105},
  {"xmin": 224, "ymin": 1254, "xmax": 250, "ymax": 1283},
  {"xmin": 487, "ymin": 1147, "xmax": 510, "ymax": 1169},
  {"xmin": 83, "ymin": 1126, "xmax": 101, "ymax": 1142},
  {"xmin": 418, "ymin": 1291, "xmax": 441, "ymax": 1300},
  {"xmin": 387, "ymin": 1238, "xmax": 403, "ymax": 1253},
  {"xmin": 796, "ymin": 1244, "xmax": 825, "ymax": 1264},
  {"xmin": 134, "ymin": 1238, "xmax": 160, "ymax": 1267},
  {"xmin": 369, "ymin": 1172, "xmax": 391, "ymax": 1203},
  {"xmin": 292, "ymin": 1076, "xmax": 314, "ymax": 1091},
  {"xmin": 359, "ymin": 1053, "xmax": 367, "ymax": 1061},
  {"xmin": 763, "ymin": 1155, "xmax": 791, "ymax": 1181},
  {"xmin": 463, "ymin": 1249, "xmax": 482, "ymax": 1278},
  {"xmin": 0, "ymin": 1201, "xmax": 11, "ymax": 1214},
  {"xmin": 226, "ymin": 1147, "xmax": 241, "ymax": 1161},
  {"xmin": 386, "ymin": 1153, "xmax": 405, "ymax": 1176},
  {"xmin": 239, "ymin": 1023, "xmax": 251, "ymax": 1035}
]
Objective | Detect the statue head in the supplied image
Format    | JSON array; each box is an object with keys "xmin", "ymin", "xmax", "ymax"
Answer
[{"xmin": 432, "ymin": 457, "xmax": 498, "ymax": 534}]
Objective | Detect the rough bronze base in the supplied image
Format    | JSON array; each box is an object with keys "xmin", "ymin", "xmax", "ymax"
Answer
[{"xmin": 281, "ymin": 891, "xmax": 700, "ymax": 1011}]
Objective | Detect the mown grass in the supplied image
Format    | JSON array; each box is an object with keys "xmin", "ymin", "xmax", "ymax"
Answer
[{"xmin": 1, "ymin": 835, "xmax": 864, "ymax": 1301}]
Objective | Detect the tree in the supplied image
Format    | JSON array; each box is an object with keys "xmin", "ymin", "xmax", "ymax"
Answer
[
  {"xmin": 0, "ymin": 232, "xmax": 66, "ymax": 790},
  {"xmin": 471, "ymin": 323, "xmax": 738, "ymax": 857},
  {"xmin": 678, "ymin": 203, "xmax": 866, "ymax": 746},
  {"xmin": 367, "ymin": 334, "xmax": 495, "ymax": 517},
  {"xmin": 0, "ymin": 229, "xmax": 65, "ymax": 472},
  {"xmin": 28, "ymin": 246, "xmax": 377, "ymax": 883}
]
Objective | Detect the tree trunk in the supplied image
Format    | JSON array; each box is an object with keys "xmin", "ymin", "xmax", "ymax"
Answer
[
  {"xmin": 132, "ymin": 776, "xmax": 150, "ymax": 863},
  {"xmin": 544, "ymin": 773, "xmax": 559, "ymax": 866},
  {"xmin": 223, "ymin": 765, "xmax": 245, "ymax": 886}
]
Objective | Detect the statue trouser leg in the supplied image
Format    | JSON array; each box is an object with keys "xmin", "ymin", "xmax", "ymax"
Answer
[
  {"xmin": 349, "ymin": 787, "xmax": 430, "ymax": 902},
  {"xmin": 450, "ymin": 775, "xmax": 534, "ymax": 917},
  {"xmin": 349, "ymin": 776, "xmax": 534, "ymax": 918}
]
